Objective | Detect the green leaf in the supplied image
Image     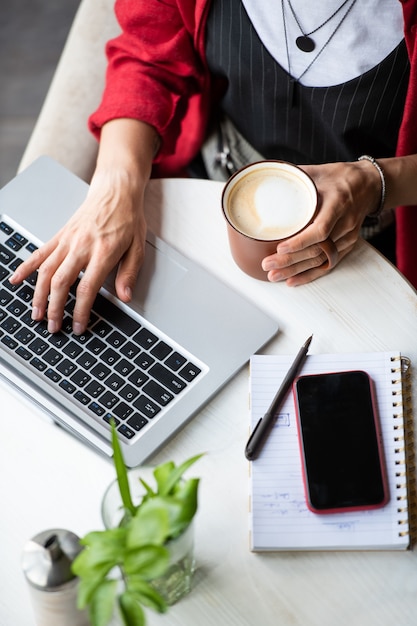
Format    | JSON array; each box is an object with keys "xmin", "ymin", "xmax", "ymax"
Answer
[
  {"xmin": 138, "ymin": 477, "xmax": 155, "ymax": 498},
  {"xmin": 155, "ymin": 454, "xmax": 204, "ymax": 496},
  {"xmin": 89, "ymin": 579, "xmax": 118, "ymax": 626},
  {"xmin": 171, "ymin": 478, "xmax": 199, "ymax": 525},
  {"xmin": 72, "ymin": 529, "xmax": 126, "ymax": 577},
  {"xmin": 126, "ymin": 499, "xmax": 170, "ymax": 548},
  {"xmin": 118, "ymin": 591, "xmax": 146, "ymax": 626},
  {"xmin": 77, "ymin": 576, "xmax": 107, "ymax": 610},
  {"xmin": 126, "ymin": 576, "xmax": 168, "ymax": 613},
  {"xmin": 124, "ymin": 545, "xmax": 170, "ymax": 579},
  {"xmin": 111, "ymin": 420, "xmax": 135, "ymax": 515}
]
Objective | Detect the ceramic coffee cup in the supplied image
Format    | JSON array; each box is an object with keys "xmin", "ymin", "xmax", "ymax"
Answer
[{"xmin": 221, "ymin": 160, "xmax": 338, "ymax": 280}]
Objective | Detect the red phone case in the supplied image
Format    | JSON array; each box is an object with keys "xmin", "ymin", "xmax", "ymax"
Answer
[{"xmin": 293, "ymin": 370, "xmax": 389, "ymax": 514}]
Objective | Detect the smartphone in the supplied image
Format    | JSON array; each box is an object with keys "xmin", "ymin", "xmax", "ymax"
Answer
[{"xmin": 293, "ymin": 370, "xmax": 388, "ymax": 514}]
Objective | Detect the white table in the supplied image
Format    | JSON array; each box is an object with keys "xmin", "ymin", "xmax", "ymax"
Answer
[{"xmin": 1, "ymin": 178, "xmax": 417, "ymax": 626}]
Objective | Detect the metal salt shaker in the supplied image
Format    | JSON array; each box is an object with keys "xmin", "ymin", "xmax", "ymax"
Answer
[{"xmin": 22, "ymin": 528, "xmax": 90, "ymax": 626}]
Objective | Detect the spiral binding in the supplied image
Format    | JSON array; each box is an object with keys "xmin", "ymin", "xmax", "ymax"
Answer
[{"xmin": 391, "ymin": 355, "xmax": 416, "ymax": 543}]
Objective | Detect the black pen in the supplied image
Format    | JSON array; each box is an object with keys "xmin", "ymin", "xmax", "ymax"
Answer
[{"xmin": 245, "ymin": 335, "xmax": 313, "ymax": 461}]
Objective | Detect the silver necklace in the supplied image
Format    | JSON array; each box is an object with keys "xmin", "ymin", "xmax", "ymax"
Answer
[
  {"xmin": 282, "ymin": 0, "xmax": 358, "ymax": 89},
  {"xmin": 287, "ymin": 0, "xmax": 353, "ymax": 52}
]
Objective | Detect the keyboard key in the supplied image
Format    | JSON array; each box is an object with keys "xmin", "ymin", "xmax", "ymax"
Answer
[
  {"xmin": 91, "ymin": 319, "xmax": 112, "ymax": 338},
  {"xmin": 43, "ymin": 348, "xmax": 62, "ymax": 367},
  {"xmin": 63, "ymin": 341, "xmax": 83, "ymax": 359},
  {"xmin": 179, "ymin": 362, "xmax": 202, "ymax": 382},
  {"xmin": 85, "ymin": 380, "xmax": 105, "ymax": 398},
  {"xmin": 114, "ymin": 358, "xmax": 135, "ymax": 377},
  {"xmin": 9, "ymin": 257, "xmax": 23, "ymax": 272},
  {"xmin": 15, "ymin": 328, "xmax": 35, "ymax": 345},
  {"xmin": 49, "ymin": 332, "xmax": 69, "ymax": 349},
  {"xmin": 89, "ymin": 401, "xmax": 105, "ymax": 416},
  {"xmin": 150, "ymin": 341, "xmax": 172, "ymax": 360},
  {"xmin": 21, "ymin": 311, "xmax": 37, "ymax": 327},
  {"xmin": 134, "ymin": 352, "xmax": 155, "ymax": 370},
  {"xmin": 70, "ymin": 370, "xmax": 91, "ymax": 388},
  {"xmin": 165, "ymin": 351, "xmax": 187, "ymax": 371},
  {"xmin": 74, "ymin": 390, "xmax": 90, "ymax": 405},
  {"xmin": 86, "ymin": 337, "xmax": 106, "ymax": 355},
  {"xmin": 93, "ymin": 293, "xmax": 141, "ymax": 336},
  {"xmin": 2, "ymin": 278, "xmax": 19, "ymax": 292},
  {"xmin": 100, "ymin": 391, "xmax": 119, "ymax": 409},
  {"xmin": 16, "ymin": 285, "xmax": 34, "ymax": 302},
  {"xmin": 101, "ymin": 347, "xmax": 120, "ymax": 366},
  {"xmin": 103, "ymin": 413, "xmax": 120, "ymax": 427},
  {"xmin": 127, "ymin": 369, "xmax": 149, "ymax": 387},
  {"xmin": 6, "ymin": 299, "xmax": 27, "ymax": 317},
  {"xmin": 134, "ymin": 328, "xmax": 158, "ymax": 349},
  {"xmin": 76, "ymin": 352, "xmax": 97, "ymax": 370},
  {"xmin": 0, "ymin": 289, "xmax": 13, "ymax": 306},
  {"xmin": 29, "ymin": 337, "xmax": 49, "ymax": 355},
  {"xmin": 118, "ymin": 423, "xmax": 135, "ymax": 439},
  {"xmin": 113, "ymin": 402, "xmax": 133, "ymax": 420},
  {"xmin": 133, "ymin": 395, "xmax": 161, "ymax": 419},
  {"xmin": 127, "ymin": 413, "xmax": 148, "ymax": 431},
  {"xmin": 57, "ymin": 359, "xmax": 77, "ymax": 376},
  {"xmin": 142, "ymin": 380, "xmax": 174, "ymax": 406},
  {"xmin": 59, "ymin": 379, "xmax": 76, "ymax": 394},
  {"xmin": 45, "ymin": 368, "xmax": 62, "ymax": 383},
  {"xmin": 1, "ymin": 317, "xmax": 21, "ymax": 334},
  {"xmin": 16, "ymin": 346, "xmax": 31, "ymax": 360},
  {"xmin": 90, "ymin": 363, "xmax": 111, "ymax": 381},
  {"xmin": 0, "ymin": 222, "xmax": 13, "ymax": 235},
  {"xmin": 10, "ymin": 232, "xmax": 28, "ymax": 246},
  {"xmin": 105, "ymin": 373, "xmax": 125, "ymax": 391},
  {"xmin": 119, "ymin": 384, "xmax": 139, "ymax": 402},
  {"xmin": 34, "ymin": 320, "xmax": 50, "ymax": 338},
  {"xmin": 73, "ymin": 330, "xmax": 92, "ymax": 344},
  {"xmin": 106, "ymin": 330, "xmax": 126, "ymax": 348},
  {"xmin": 120, "ymin": 341, "xmax": 140, "ymax": 359},
  {"xmin": 31, "ymin": 357, "xmax": 47, "ymax": 372},
  {"xmin": 26, "ymin": 242, "xmax": 38, "ymax": 254},
  {"xmin": 0, "ymin": 244, "xmax": 16, "ymax": 265},
  {"xmin": 149, "ymin": 363, "xmax": 187, "ymax": 394},
  {"xmin": 26, "ymin": 270, "xmax": 38, "ymax": 286}
]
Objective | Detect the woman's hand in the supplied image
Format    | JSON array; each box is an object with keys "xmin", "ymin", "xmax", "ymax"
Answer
[
  {"xmin": 261, "ymin": 159, "xmax": 382, "ymax": 285},
  {"xmin": 9, "ymin": 118, "xmax": 158, "ymax": 334},
  {"xmin": 10, "ymin": 168, "xmax": 148, "ymax": 334}
]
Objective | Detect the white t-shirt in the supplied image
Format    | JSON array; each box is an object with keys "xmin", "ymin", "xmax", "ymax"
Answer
[{"xmin": 241, "ymin": 0, "xmax": 404, "ymax": 86}]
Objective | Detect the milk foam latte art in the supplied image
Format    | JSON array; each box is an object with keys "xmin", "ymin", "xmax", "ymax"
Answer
[
  {"xmin": 227, "ymin": 166, "xmax": 315, "ymax": 240},
  {"xmin": 221, "ymin": 161, "xmax": 319, "ymax": 280}
]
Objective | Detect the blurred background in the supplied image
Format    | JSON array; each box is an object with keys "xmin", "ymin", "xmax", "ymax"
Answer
[{"xmin": 0, "ymin": 0, "xmax": 80, "ymax": 187}]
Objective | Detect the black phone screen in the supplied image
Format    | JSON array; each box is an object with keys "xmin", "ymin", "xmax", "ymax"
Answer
[{"xmin": 294, "ymin": 370, "xmax": 387, "ymax": 512}]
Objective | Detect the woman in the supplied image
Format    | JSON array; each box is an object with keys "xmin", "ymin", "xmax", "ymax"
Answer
[{"xmin": 10, "ymin": 0, "xmax": 417, "ymax": 334}]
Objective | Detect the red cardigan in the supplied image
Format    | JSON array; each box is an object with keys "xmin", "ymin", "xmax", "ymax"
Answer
[{"xmin": 89, "ymin": 0, "xmax": 417, "ymax": 289}]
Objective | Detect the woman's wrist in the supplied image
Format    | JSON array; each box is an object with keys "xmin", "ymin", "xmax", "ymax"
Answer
[
  {"xmin": 96, "ymin": 118, "xmax": 159, "ymax": 185},
  {"xmin": 357, "ymin": 155, "xmax": 386, "ymax": 219},
  {"xmin": 377, "ymin": 154, "xmax": 417, "ymax": 209}
]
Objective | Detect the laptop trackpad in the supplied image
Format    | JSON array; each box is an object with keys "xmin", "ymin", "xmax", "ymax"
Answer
[{"xmin": 133, "ymin": 238, "xmax": 188, "ymax": 313}]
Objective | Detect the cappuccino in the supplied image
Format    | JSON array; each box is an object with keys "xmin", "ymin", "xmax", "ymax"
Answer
[{"xmin": 225, "ymin": 165, "xmax": 316, "ymax": 240}]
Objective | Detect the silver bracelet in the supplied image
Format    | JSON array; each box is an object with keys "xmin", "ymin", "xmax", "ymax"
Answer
[{"xmin": 358, "ymin": 154, "xmax": 386, "ymax": 219}]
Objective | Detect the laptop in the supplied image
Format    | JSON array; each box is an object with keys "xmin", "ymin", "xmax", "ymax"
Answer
[{"xmin": 0, "ymin": 157, "xmax": 278, "ymax": 466}]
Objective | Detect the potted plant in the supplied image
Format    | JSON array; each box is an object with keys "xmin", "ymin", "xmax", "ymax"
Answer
[{"xmin": 72, "ymin": 423, "xmax": 203, "ymax": 626}]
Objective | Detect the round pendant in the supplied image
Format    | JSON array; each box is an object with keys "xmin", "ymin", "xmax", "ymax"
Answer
[{"xmin": 296, "ymin": 35, "xmax": 315, "ymax": 53}]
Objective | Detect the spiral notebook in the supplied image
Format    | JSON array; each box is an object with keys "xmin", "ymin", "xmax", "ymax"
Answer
[{"xmin": 249, "ymin": 351, "xmax": 413, "ymax": 551}]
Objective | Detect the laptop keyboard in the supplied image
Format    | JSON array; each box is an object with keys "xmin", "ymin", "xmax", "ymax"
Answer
[{"xmin": 0, "ymin": 219, "xmax": 204, "ymax": 443}]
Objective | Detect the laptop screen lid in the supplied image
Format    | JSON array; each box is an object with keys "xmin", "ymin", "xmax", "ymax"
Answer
[{"xmin": 0, "ymin": 157, "xmax": 278, "ymax": 466}]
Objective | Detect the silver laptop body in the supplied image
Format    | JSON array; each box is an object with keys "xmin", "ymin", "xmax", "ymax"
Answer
[{"xmin": 0, "ymin": 157, "xmax": 278, "ymax": 466}]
